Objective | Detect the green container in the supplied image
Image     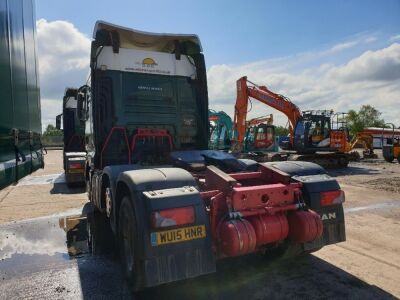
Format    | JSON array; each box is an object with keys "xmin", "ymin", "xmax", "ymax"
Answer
[{"xmin": 0, "ymin": 0, "xmax": 43, "ymax": 189}]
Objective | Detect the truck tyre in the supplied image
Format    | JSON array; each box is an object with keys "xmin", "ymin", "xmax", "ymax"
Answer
[
  {"xmin": 87, "ymin": 210, "xmax": 114, "ymax": 255},
  {"xmin": 270, "ymin": 154, "xmax": 282, "ymax": 162},
  {"xmin": 118, "ymin": 196, "xmax": 144, "ymax": 291},
  {"xmin": 397, "ymin": 154, "xmax": 400, "ymax": 164},
  {"xmin": 338, "ymin": 156, "xmax": 349, "ymax": 168},
  {"xmin": 86, "ymin": 176, "xmax": 92, "ymax": 202}
]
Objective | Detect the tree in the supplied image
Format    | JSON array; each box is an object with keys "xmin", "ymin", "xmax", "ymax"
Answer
[
  {"xmin": 345, "ymin": 105, "xmax": 385, "ymax": 136},
  {"xmin": 43, "ymin": 124, "xmax": 62, "ymax": 136},
  {"xmin": 275, "ymin": 125, "xmax": 289, "ymax": 136}
]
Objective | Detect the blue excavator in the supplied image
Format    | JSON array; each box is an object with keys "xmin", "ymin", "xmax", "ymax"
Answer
[{"xmin": 208, "ymin": 110, "xmax": 233, "ymax": 150}]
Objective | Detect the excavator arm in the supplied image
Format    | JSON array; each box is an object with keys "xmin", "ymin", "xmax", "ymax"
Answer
[
  {"xmin": 233, "ymin": 76, "xmax": 301, "ymax": 151},
  {"xmin": 247, "ymin": 114, "xmax": 273, "ymax": 127}
]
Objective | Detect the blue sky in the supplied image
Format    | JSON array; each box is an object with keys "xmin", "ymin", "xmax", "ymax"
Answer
[
  {"xmin": 35, "ymin": 0, "xmax": 400, "ymax": 128},
  {"xmin": 36, "ymin": 0, "xmax": 400, "ymax": 66}
]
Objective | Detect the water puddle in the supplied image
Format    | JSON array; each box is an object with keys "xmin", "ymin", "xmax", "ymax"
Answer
[
  {"xmin": 0, "ymin": 207, "xmax": 93, "ymax": 276},
  {"xmin": 0, "ymin": 207, "xmax": 130, "ymax": 298}
]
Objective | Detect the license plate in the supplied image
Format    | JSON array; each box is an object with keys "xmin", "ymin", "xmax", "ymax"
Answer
[{"xmin": 150, "ymin": 225, "xmax": 206, "ymax": 246}]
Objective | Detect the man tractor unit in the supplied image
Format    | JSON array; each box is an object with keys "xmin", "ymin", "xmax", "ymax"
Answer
[
  {"xmin": 56, "ymin": 88, "xmax": 87, "ymax": 186},
  {"xmin": 81, "ymin": 21, "xmax": 346, "ymax": 291},
  {"xmin": 0, "ymin": 0, "xmax": 44, "ymax": 189}
]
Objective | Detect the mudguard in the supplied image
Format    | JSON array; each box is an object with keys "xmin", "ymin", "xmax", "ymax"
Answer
[
  {"xmin": 170, "ymin": 150, "xmax": 258, "ymax": 172},
  {"xmin": 116, "ymin": 168, "xmax": 216, "ymax": 288},
  {"xmin": 262, "ymin": 161, "xmax": 346, "ymax": 251},
  {"xmin": 101, "ymin": 164, "xmax": 143, "ymax": 232},
  {"xmin": 102, "ymin": 164, "xmax": 142, "ymax": 197},
  {"xmin": 263, "ymin": 161, "xmax": 326, "ymax": 177}
]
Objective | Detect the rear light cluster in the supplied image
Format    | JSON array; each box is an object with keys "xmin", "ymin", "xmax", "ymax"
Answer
[
  {"xmin": 320, "ymin": 190, "xmax": 345, "ymax": 207},
  {"xmin": 69, "ymin": 163, "xmax": 84, "ymax": 169},
  {"xmin": 150, "ymin": 206, "xmax": 195, "ymax": 228}
]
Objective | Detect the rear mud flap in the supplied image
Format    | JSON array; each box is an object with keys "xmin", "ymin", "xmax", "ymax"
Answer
[
  {"xmin": 303, "ymin": 221, "xmax": 346, "ymax": 251},
  {"xmin": 143, "ymin": 247, "xmax": 216, "ymax": 287},
  {"xmin": 139, "ymin": 184, "xmax": 216, "ymax": 287}
]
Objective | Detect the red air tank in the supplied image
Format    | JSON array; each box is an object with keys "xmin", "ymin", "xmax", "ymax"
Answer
[
  {"xmin": 287, "ymin": 210, "xmax": 323, "ymax": 243},
  {"xmin": 218, "ymin": 219, "xmax": 257, "ymax": 257},
  {"xmin": 248, "ymin": 213, "xmax": 289, "ymax": 246}
]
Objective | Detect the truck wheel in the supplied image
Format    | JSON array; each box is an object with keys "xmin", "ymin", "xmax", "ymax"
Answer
[
  {"xmin": 397, "ymin": 155, "xmax": 400, "ymax": 164},
  {"xmin": 118, "ymin": 196, "xmax": 144, "ymax": 291},
  {"xmin": 338, "ymin": 156, "xmax": 349, "ymax": 168},
  {"xmin": 86, "ymin": 177, "xmax": 92, "ymax": 202},
  {"xmin": 271, "ymin": 154, "xmax": 282, "ymax": 162},
  {"xmin": 87, "ymin": 210, "xmax": 114, "ymax": 255}
]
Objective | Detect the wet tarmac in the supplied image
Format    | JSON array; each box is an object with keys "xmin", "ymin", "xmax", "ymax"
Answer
[{"xmin": 0, "ymin": 205, "xmax": 396, "ymax": 300}]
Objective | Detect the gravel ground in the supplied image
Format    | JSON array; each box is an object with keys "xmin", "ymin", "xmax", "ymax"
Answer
[{"xmin": 0, "ymin": 149, "xmax": 399, "ymax": 299}]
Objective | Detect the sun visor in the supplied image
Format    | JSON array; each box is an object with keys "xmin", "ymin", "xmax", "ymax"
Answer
[{"xmin": 93, "ymin": 20, "xmax": 203, "ymax": 54}]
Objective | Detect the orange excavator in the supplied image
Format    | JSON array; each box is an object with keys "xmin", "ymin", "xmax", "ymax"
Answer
[
  {"xmin": 233, "ymin": 76, "xmax": 376, "ymax": 167},
  {"xmin": 244, "ymin": 114, "xmax": 275, "ymax": 151}
]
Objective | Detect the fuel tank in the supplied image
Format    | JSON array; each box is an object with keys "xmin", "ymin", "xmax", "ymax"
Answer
[{"xmin": 218, "ymin": 219, "xmax": 256, "ymax": 257}]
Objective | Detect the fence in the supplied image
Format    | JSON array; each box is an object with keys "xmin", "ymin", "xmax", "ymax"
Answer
[{"xmin": 42, "ymin": 135, "xmax": 63, "ymax": 148}]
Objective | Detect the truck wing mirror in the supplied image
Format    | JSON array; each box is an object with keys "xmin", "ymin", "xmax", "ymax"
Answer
[
  {"xmin": 56, "ymin": 114, "xmax": 62, "ymax": 130},
  {"xmin": 77, "ymin": 93, "xmax": 86, "ymax": 121}
]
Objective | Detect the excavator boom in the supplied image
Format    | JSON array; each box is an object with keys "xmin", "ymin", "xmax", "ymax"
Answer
[{"xmin": 234, "ymin": 76, "xmax": 301, "ymax": 150}]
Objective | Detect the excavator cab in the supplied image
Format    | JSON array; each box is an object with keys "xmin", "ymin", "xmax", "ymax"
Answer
[
  {"xmin": 208, "ymin": 110, "xmax": 233, "ymax": 151},
  {"xmin": 244, "ymin": 124, "xmax": 275, "ymax": 151},
  {"xmin": 294, "ymin": 112, "xmax": 332, "ymax": 153}
]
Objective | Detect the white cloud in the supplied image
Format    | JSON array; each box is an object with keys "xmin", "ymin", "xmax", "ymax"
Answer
[
  {"xmin": 364, "ymin": 36, "xmax": 377, "ymax": 43},
  {"xmin": 389, "ymin": 34, "xmax": 400, "ymax": 42},
  {"xmin": 207, "ymin": 43, "xmax": 400, "ymax": 126},
  {"xmin": 329, "ymin": 41, "xmax": 358, "ymax": 52},
  {"xmin": 326, "ymin": 35, "xmax": 377, "ymax": 54},
  {"xmin": 328, "ymin": 43, "xmax": 400, "ymax": 82},
  {"xmin": 36, "ymin": 19, "xmax": 91, "ymax": 129},
  {"xmin": 41, "ymin": 98, "xmax": 63, "ymax": 130}
]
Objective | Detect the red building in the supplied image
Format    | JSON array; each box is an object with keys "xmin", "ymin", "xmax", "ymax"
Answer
[{"xmin": 362, "ymin": 127, "xmax": 400, "ymax": 148}]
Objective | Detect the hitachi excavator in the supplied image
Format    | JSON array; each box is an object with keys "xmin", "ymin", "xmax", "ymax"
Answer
[{"xmin": 233, "ymin": 76, "xmax": 376, "ymax": 168}]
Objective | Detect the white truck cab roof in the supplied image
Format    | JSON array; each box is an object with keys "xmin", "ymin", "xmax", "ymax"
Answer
[{"xmin": 93, "ymin": 20, "xmax": 203, "ymax": 53}]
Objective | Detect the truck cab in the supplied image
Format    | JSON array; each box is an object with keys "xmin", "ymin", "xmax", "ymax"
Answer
[
  {"xmin": 81, "ymin": 21, "xmax": 209, "ymax": 171},
  {"xmin": 80, "ymin": 21, "xmax": 346, "ymax": 291},
  {"xmin": 56, "ymin": 88, "xmax": 86, "ymax": 186}
]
